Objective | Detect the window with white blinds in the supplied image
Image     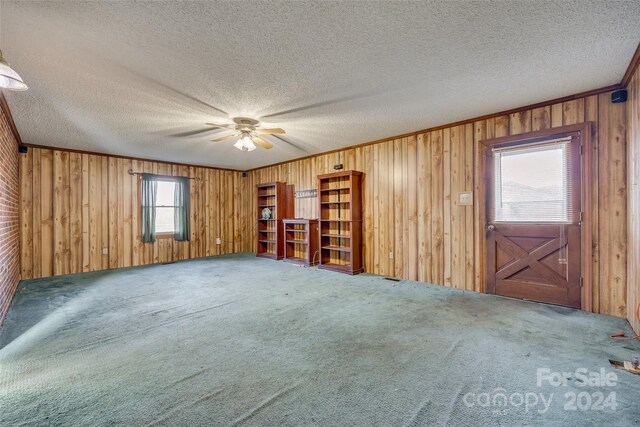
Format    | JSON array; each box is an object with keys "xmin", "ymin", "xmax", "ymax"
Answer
[{"xmin": 492, "ymin": 137, "xmax": 574, "ymax": 223}]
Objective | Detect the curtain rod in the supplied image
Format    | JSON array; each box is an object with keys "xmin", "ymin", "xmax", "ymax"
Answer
[{"xmin": 127, "ymin": 169, "xmax": 200, "ymax": 180}]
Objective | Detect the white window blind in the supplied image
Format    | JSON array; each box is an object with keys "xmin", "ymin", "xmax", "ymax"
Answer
[{"xmin": 493, "ymin": 137, "xmax": 574, "ymax": 223}]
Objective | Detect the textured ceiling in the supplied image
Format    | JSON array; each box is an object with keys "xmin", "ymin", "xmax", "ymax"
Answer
[{"xmin": 2, "ymin": 1, "xmax": 640, "ymax": 170}]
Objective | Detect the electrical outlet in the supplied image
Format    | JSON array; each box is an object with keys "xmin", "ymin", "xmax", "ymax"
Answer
[
  {"xmin": 102, "ymin": 248, "xmax": 108, "ymax": 255},
  {"xmin": 389, "ymin": 251, "xmax": 394, "ymax": 260},
  {"xmin": 216, "ymin": 237, "xmax": 222, "ymax": 245}
]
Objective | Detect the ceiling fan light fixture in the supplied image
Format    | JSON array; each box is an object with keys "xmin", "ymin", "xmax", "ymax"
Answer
[
  {"xmin": 0, "ymin": 50, "xmax": 28, "ymax": 91},
  {"xmin": 234, "ymin": 135, "xmax": 256, "ymax": 152}
]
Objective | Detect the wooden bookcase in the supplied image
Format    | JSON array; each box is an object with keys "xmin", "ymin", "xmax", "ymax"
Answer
[
  {"xmin": 256, "ymin": 182, "xmax": 294, "ymax": 260},
  {"xmin": 317, "ymin": 170, "xmax": 363, "ymax": 274},
  {"xmin": 283, "ymin": 219, "xmax": 319, "ymax": 266}
]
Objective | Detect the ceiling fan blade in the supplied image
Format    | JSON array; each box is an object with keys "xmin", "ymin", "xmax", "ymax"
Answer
[
  {"xmin": 252, "ymin": 136, "xmax": 273, "ymax": 149},
  {"xmin": 206, "ymin": 123, "xmax": 236, "ymax": 130},
  {"xmin": 255, "ymin": 128, "xmax": 285, "ymax": 135},
  {"xmin": 211, "ymin": 134, "xmax": 238, "ymax": 143}
]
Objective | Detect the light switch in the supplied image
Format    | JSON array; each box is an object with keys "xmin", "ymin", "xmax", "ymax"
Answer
[{"xmin": 459, "ymin": 192, "xmax": 473, "ymax": 206}]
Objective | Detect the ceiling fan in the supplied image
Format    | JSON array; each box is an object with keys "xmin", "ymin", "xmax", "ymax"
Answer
[{"xmin": 206, "ymin": 117, "xmax": 285, "ymax": 151}]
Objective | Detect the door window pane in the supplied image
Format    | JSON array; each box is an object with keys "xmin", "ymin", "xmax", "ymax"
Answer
[{"xmin": 493, "ymin": 140, "xmax": 571, "ymax": 223}]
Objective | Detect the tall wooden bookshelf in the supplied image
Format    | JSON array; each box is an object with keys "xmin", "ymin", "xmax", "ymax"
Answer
[
  {"xmin": 317, "ymin": 171, "xmax": 363, "ymax": 274},
  {"xmin": 256, "ymin": 182, "xmax": 294, "ymax": 260}
]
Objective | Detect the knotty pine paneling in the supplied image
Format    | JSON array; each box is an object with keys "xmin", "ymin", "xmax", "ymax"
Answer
[
  {"xmin": 627, "ymin": 65, "xmax": 640, "ymax": 333},
  {"xmin": 19, "ymin": 149, "xmax": 253, "ymax": 279},
  {"xmin": 249, "ymin": 89, "xmax": 628, "ymax": 318}
]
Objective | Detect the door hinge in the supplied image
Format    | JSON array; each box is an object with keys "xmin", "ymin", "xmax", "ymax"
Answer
[
  {"xmin": 580, "ymin": 277, "xmax": 584, "ymax": 288},
  {"xmin": 579, "ymin": 211, "xmax": 583, "ymax": 224},
  {"xmin": 580, "ymin": 144, "xmax": 584, "ymax": 155}
]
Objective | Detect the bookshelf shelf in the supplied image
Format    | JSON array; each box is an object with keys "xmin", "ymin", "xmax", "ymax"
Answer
[{"xmin": 321, "ymin": 246, "xmax": 351, "ymax": 253}]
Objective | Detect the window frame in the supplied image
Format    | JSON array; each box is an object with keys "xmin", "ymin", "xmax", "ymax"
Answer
[{"xmin": 138, "ymin": 175, "xmax": 179, "ymax": 239}]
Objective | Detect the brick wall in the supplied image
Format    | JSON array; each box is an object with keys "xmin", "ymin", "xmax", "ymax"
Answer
[{"xmin": 0, "ymin": 104, "xmax": 20, "ymax": 325}]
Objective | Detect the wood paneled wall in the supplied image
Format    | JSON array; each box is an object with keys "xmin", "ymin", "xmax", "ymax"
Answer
[
  {"xmin": 627, "ymin": 66, "xmax": 640, "ymax": 333},
  {"xmin": 249, "ymin": 91, "xmax": 628, "ymax": 318},
  {"xmin": 19, "ymin": 149, "xmax": 253, "ymax": 280},
  {"xmin": 16, "ymin": 91, "xmax": 630, "ymax": 320}
]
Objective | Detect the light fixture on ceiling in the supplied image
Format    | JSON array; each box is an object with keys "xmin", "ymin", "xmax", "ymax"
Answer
[
  {"xmin": 0, "ymin": 50, "xmax": 27, "ymax": 91},
  {"xmin": 205, "ymin": 118, "xmax": 279, "ymax": 151},
  {"xmin": 233, "ymin": 134, "xmax": 257, "ymax": 152},
  {"xmin": 0, "ymin": 0, "xmax": 27, "ymax": 91}
]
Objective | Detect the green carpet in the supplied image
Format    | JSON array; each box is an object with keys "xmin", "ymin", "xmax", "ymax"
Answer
[{"xmin": 1, "ymin": 253, "xmax": 638, "ymax": 426}]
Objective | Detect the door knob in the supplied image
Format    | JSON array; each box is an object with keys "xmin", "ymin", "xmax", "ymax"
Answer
[{"xmin": 487, "ymin": 224, "xmax": 495, "ymax": 231}]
